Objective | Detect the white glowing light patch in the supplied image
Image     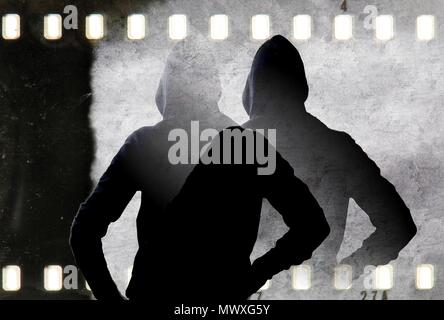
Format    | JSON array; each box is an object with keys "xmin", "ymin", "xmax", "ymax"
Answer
[
  {"xmin": 251, "ymin": 15, "xmax": 270, "ymax": 40},
  {"xmin": 127, "ymin": 266, "xmax": 133, "ymax": 285},
  {"xmin": 85, "ymin": 281, "xmax": 91, "ymax": 291},
  {"xmin": 374, "ymin": 265, "xmax": 393, "ymax": 290},
  {"xmin": 86, "ymin": 14, "xmax": 104, "ymax": 40},
  {"xmin": 258, "ymin": 279, "xmax": 271, "ymax": 292},
  {"xmin": 334, "ymin": 15, "xmax": 353, "ymax": 40},
  {"xmin": 2, "ymin": 266, "xmax": 21, "ymax": 291},
  {"xmin": 2, "ymin": 14, "xmax": 20, "ymax": 40},
  {"xmin": 169, "ymin": 14, "xmax": 187, "ymax": 40},
  {"xmin": 44, "ymin": 14, "xmax": 62, "ymax": 40},
  {"xmin": 44, "ymin": 265, "xmax": 63, "ymax": 291},
  {"xmin": 417, "ymin": 15, "xmax": 435, "ymax": 41},
  {"xmin": 416, "ymin": 264, "xmax": 434, "ymax": 290},
  {"xmin": 291, "ymin": 265, "xmax": 311, "ymax": 290},
  {"xmin": 127, "ymin": 14, "xmax": 146, "ymax": 40},
  {"xmin": 293, "ymin": 15, "xmax": 312, "ymax": 40},
  {"xmin": 375, "ymin": 15, "xmax": 394, "ymax": 41},
  {"xmin": 334, "ymin": 265, "xmax": 353, "ymax": 290},
  {"xmin": 210, "ymin": 14, "xmax": 229, "ymax": 40}
]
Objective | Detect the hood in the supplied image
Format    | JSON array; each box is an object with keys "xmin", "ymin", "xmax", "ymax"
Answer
[
  {"xmin": 156, "ymin": 37, "xmax": 221, "ymax": 119},
  {"xmin": 242, "ymin": 35, "xmax": 309, "ymax": 118}
]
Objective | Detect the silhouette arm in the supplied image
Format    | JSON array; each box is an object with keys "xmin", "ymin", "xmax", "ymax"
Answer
[
  {"xmin": 70, "ymin": 135, "xmax": 139, "ymax": 300},
  {"xmin": 341, "ymin": 138, "xmax": 416, "ymax": 273},
  {"xmin": 251, "ymin": 152, "xmax": 330, "ymax": 287}
]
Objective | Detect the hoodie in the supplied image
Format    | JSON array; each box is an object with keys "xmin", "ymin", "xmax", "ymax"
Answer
[
  {"xmin": 243, "ymin": 35, "xmax": 416, "ymax": 290},
  {"xmin": 243, "ymin": 35, "xmax": 309, "ymax": 118},
  {"xmin": 70, "ymin": 38, "xmax": 235, "ymax": 300},
  {"xmin": 160, "ymin": 126, "xmax": 329, "ymax": 300}
]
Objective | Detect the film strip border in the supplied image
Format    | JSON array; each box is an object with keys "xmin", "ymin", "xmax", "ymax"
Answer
[
  {"xmin": 0, "ymin": 264, "xmax": 436, "ymax": 292},
  {"xmin": 0, "ymin": 13, "xmax": 438, "ymax": 41}
]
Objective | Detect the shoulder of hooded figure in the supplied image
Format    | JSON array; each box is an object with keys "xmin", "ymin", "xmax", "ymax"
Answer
[
  {"xmin": 333, "ymin": 130, "xmax": 381, "ymax": 175},
  {"xmin": 124, "ymin": 126, "xmax": 154, "ymax": 146},
  {"xmin": 336, "ymin": 131, "xmax": 367, "ymax": 157}
]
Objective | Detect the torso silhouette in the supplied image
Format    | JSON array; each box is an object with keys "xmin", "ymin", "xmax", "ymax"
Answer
[
  {"xmin": 160, "ymin": 127, "xmax": 329, "ymax": 301},
  {"xmin": 247, "ymin": 114, "xmax": 352, "ymax": 270},
  {"xmin": 71, "ymin": 112, "xmax": 236, "ymax": 300},
  {"xmin": 126, "ymin": 114, "xmax": 236, "ymax": 299},
  {"xmin": 246, "ymin": 114, "xmax": 370, "ymax": 286}
]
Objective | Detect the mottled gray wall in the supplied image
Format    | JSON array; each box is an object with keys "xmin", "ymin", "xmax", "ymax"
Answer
[{"xmin": 90, "ymin": 0, "xmax": 444, "ymax": 299}]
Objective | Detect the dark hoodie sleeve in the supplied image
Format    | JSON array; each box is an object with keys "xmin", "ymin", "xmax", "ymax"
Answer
[
  {"xmin": 70, "ymin": 133, "xmax": 139, "ymax": 300},
  {"xmin": 251, "ymin": 150, "xmax": 330, "ymax": 283},
  {"xmin": 340, "ymin": 135, "xmax": 416, "ymax": 274}
]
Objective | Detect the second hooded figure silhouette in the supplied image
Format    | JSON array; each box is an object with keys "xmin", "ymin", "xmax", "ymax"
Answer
[{"xmin": 242, "ymin": 35, "xmax": 417, "ymax": 291}]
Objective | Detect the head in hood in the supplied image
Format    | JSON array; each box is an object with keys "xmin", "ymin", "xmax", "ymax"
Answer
[
  {"xmin": 156, "ymin": 36, "xmax": 221, "ymax": 119},
  {"xmin": 242, "ymin": 35, "xmax": 309, "ymax": 118}
]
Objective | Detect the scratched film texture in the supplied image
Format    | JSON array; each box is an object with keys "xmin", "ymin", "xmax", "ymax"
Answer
[{"xmin": 87, "ymin": 0, "xmax": 444, "ymax": 299}]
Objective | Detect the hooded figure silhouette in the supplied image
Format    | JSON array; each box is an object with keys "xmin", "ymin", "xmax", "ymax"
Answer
[
  {"xmin": 242, "ymin": 35, "xmax": 417, "ymax": 292},
  {"xmin": 70, "ymin": 38, "xmax": 236, "ymax": 300}
]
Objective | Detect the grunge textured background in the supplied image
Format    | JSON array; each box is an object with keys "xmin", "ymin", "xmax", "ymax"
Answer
[{"xmin": 1, "ymin": 0, "xmax": 443, "ymax": 299}]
